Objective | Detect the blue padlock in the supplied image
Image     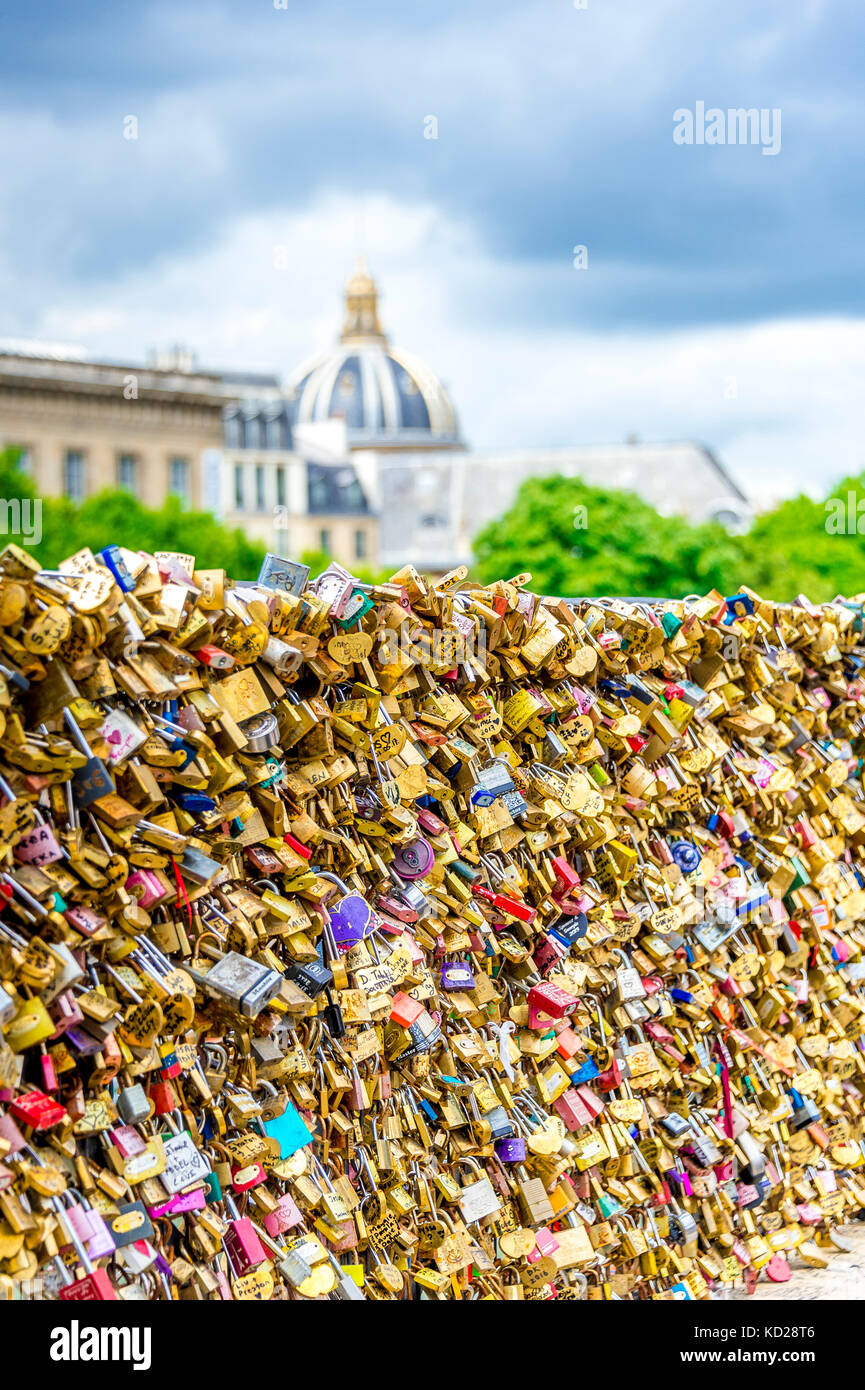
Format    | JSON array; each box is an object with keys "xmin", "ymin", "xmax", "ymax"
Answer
[{"xmin": 669, "ymin": 840, "xmax": 700, "ymax": 874}]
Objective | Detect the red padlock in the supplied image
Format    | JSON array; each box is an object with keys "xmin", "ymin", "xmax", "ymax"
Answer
[
  {"xmin": 148, "ymin": 1080, "xmax": 176, "ymax": 1115},
  {"xmin": 527, "ymin": 981, "xmax": 578, "ymax": 1029},
  {"xmin": 533, "ymin": 933, "xmax": 566, "ymax": 975},
  {"xmin": 549, "ymin": 856, "xmax": 581, "ymax": 896},
  {"xmin": 390, "ymin": 991, "xmax": 424, "ymax": 1028},
  {"xmin": 224, "ymin": 1217, "xmax": 267, "ymax": 1272},
  {"xmin": 283, "ymin": 832, "xmax": 311, "ymax": 860},
  {"xmin": 59, "ymin": 1268, "xmax": 118, "ymax": 1301},
  {"xmin": 192, "ymin": 644, "xmax": 235, "ymax": 670},
  {"xmin": 472, "ymin": 885, "xmax": 536, "ymax": 924},
  {"xmin": 553, "ymin": 1088, "xmax": 594, "ymax": 1131},
  {"xmin": 9, "ymin": 1089, "xmax": 67, "ymax": 1131}
]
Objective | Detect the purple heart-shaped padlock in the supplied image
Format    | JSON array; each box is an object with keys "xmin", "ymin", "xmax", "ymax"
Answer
[{"xmin": 328, "ymin": 893, "xmax": 376, "ymax": 951}]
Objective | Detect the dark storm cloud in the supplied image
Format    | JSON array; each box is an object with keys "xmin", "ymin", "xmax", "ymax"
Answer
[{"xmin": 0, "ymin": 0, "xmax": 862, "ymax": 330}]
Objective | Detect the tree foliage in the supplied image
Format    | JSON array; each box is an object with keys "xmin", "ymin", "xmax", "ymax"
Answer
[
  {"xmin": 473, "ymin": 471, "xmax": 865, "ymax": 602},
  {"xmin": 2, "ymin": 447, "xmax": 266, "ymax": 576},
  {"xmin": 473, "ymin": 474, "xmax": 743, "ymax": 597},
  {"xmin": 6, "ymin": 447, "xmax": 865, "ymax": 600}
]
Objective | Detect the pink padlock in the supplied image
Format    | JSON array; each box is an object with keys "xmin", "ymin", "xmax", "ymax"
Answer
[
  {"xmin": 810, "ymin": 900, "xmax": 830, "ymax": 930},
  {"xmin": 169, "ymin": 1189, "xmax": 207, "ymax": 1215},
  {"xmin": 416, "ymin": 807, "xmax": 447, "ymax": 836},
  {"xmin": 763, "ymin": 898, "xmax": 789, "ymax": 927},
  {"xmin": 263, "ymin": 1192, "xmax": 304, "ymax": 1238},
  {"xmin": 528, "ymin": 1227, "xmax": 560, "ymax": 1261},
  {"xmin": 224, "ymin": 1216, "xmax": 267, "ymax": 1273},
  {"xmin": 15, "ymin": 820, "xmax": 64, "ymax": 866},
  {"xmin": 64, "ymin": 905, "xmax": 107, "ymax": 937},
  {"xmin": 63, "ymin": 1195, "xmax": 99, "ymax": 1245},
  {"xmin": 550, "ymin": 856, "xmax": 580, "ymax": 896},
  {"xmin": 85, "ymin": 1211, "xmax": 117, "ymax": 1260},
  {"xmin": 124, "ymin": 868, "xmax": 169, "ymax": 910},
  {"xmin": 766, "ymin": 1252, "xmax": 792, "ymax": 1283},
  {"xmin": 554, "ymin": 1088, "xmax": 593, "ymax": 1131},
  {"xmin": 795, "ymin": 816, "xmax": 817, "ymax": 848},
  {"xmin": 149, "ymin": 1189, "xmax": 206, "ymax": 1219},
  {"xmin": 574, "ymin": 1084, "xmax": 606, "ymax": 1120},
  {"xmin": 554, "ymin": 1024, "xmax": 581, "ymax": 1060},
  {"xmin": 49, "ymin": 990, "xmax": 84, "ymax": 1038},
  {"xmin": 796, "ymin": 1201, "xmax": 823, "ymax": 1226},
  {"xmin": 314, "ymin": 563, "xmax": 356, "ymax": 619},
  {"xmin": 533, "ymin": 933, "xmax": 566, "ymax": 975}
]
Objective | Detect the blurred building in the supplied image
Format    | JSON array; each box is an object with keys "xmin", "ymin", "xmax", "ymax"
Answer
[
  {"xmin": 273, "ymin": 263, "xmax": 751, "ymax": 572},
  {"xmin": 286, "ymin": 259, "xmax": 463, "ymax": 455},
  {"xmin": 2, "ymin": 265, "xmax": 751, "ymax": 573},
  {"xmin": 0, "ymin": 337, "xmax": 376, "ymax": 569},
  {"xmin": 219, "ymin": 404, "xmax": 376, "ymax": 565},
  {"xmin": 0, "ymin": 340, "xmax": 267, "ymax": 510},
  {"xmin": 218, "ymin": 258, "xmax": 461, "ymax": 565},
  {"xmin": 374, "ymin": 441, "xmax": 751, "ymax": 573}
]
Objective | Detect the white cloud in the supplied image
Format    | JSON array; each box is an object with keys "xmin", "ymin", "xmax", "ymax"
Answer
[{"xmin": 32, "ymin": 192, "xmax": 865, "ymax": 511}]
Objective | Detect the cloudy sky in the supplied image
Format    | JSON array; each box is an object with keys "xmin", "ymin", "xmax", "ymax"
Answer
[{"xmin": 0, "ymin": 0, "xmax": 862, "ymax": 506}]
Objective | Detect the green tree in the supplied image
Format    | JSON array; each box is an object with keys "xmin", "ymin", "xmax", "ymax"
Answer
[
  {"xmin": 737, "ymin": 477, "xmax": 865, "ymax": 602},
  {"xmin": 0, "ymin": 446, "xmax": 35, "ymax": 502},
  {"xmin": 472, "ymin": 474, "xmax": 743, "ymax": 598},
  {"xmin": 1, "ymin": 448, "xmax": 267, "ymax": 576},
  {"xmin": 10, "ymin": 445, "xmax": 865, "ymax": 602}
]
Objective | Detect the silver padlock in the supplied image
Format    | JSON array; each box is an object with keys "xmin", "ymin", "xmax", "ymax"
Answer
[
  {"xmin": 116, "ymin": 1082, "xmax": 150, "ymax": 1125},
  {"xmin": 187, "ymin": 950, "xmax": 283, "ymax": 1018}
]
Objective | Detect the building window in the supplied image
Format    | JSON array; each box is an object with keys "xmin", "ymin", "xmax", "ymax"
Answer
[
  {"xmin": 276, "ymin": 466, "xmax": 286, "ymax": 508},
  {"xmin": 11, "ymin": 445, "xmax": 32, "ymax": 474},
  {"xmin": 354, "ymin": 529, "xmax": 367, "ymax": 560},
  {"xmin": 255, "ymin": 465, "xmax": 265, "ymax": 511},
  {"xmin": 117, "ymin": 453, "xmax": 138, "ymax": 493},
  {"xmin": 234, "ymin": 465, "xmax": 244, "ymax": 510},
  {"xmin": 266, "ymin": 416, "xmax": 286, "ymax": 449},
  {"xmin": 224, "ymin": 411, "xmax": 242, "ymax": 448},
  {"xmin": 64, "ymin": 450, "xmax": 85, "ymax": 501},
  {"xmin": 319, "ymin": 529, "xmax": 331, "ymax": 553},
  {"xmin": 169, "ymin": 457, "xmax": 190, "ymax": 505}
]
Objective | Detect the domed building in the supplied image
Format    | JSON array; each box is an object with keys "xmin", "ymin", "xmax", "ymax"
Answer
[
  {"xmin": 285, "ymin": 261, "xmax": 463, "ymax": 452},
  {"xmin": 216, "ymin": 261, "xmax": 750, "ymax": 574}
]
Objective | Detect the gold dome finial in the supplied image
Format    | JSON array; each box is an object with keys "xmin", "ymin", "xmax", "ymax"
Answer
[{"xmin": 341, "ymin": 258, "xmax": 385, "ymax": 342}]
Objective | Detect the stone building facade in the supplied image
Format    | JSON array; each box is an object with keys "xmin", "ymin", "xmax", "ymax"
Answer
[{"xmin": 0, "ymin": 342, "xmax": 267, "ymax": 510}]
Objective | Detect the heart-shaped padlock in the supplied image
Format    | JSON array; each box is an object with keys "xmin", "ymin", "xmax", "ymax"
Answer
[
  {"xmin": 328, "ymin": 893, "xmax": 378, "ymax": 951},
  {"xmin": 765, "ymin": 1253, "xmax": 791, "ymax": 1283}
]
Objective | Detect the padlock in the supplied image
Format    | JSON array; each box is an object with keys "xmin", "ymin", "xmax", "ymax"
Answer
[
  {"xmin": 4, "ymin": 544, "xmax": 865, "ymax": 1302},
  {"xmin": 186, "ymin": 950, "xmax": 283, "ymax": 1018}
]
